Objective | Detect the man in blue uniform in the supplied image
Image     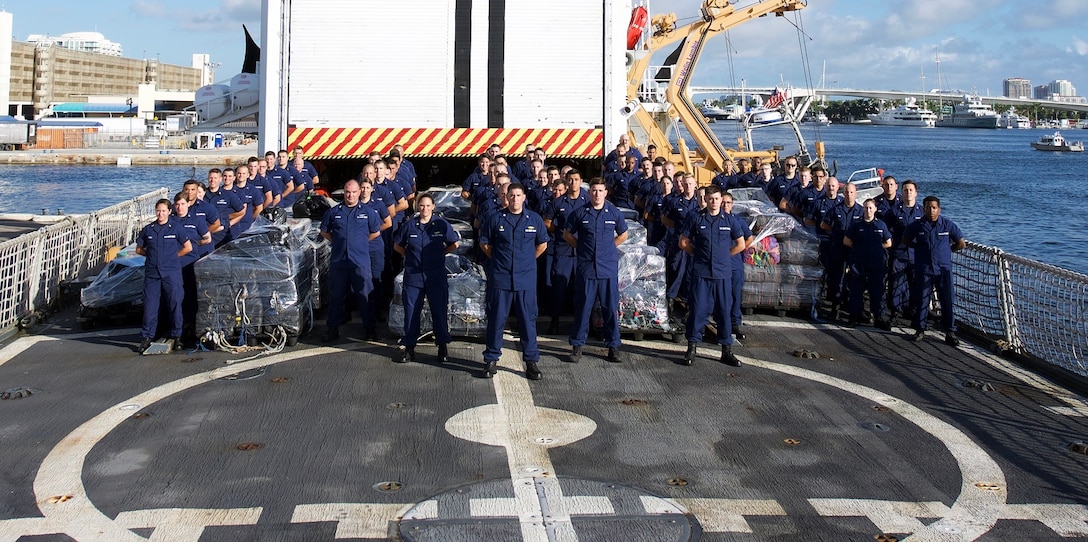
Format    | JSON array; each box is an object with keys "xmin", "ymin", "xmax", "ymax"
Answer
[
  {"xmin": 875, "ymin": 175, "xmax": 901, "ymax": 217},
  {"xmin": 679, "ymin": 186, "xmax": 746, "ymax": 366},
  {"xmin": 843, "ymin": 198, "xmax": 893, "ymax": 329},
  {"xmin": 359, "ymin": 177, "xmax": 393, "ymax": 340},
  {"xmin": 767, "ymin": 156, "xmax": 800, "ymax": 212},
  {"xmin": 564, "ymin": 178, "xmax": 629, "ymax": 364},
  {"xmin": 723, "ymin": 193, "xmax": 753, "ymax": 340},
  {"xmin": 264, "ymin": 151, "xmax": 290, "ymax": 207},
  {"xmin": 182, "ymin": 179, "xmax": 222, "ymax": 240},
  {"xmin": 903, "ymin": 196, "xmax": 965, "ymax": 346},
  {"xmin": 223, "ymin": 167, "xmax": 258, "ymax": 238},
  {"xmin": 820, "ymin": 181, "xmax": 862, "ymax": 318},
  {"xmin": 478, "ymin": 183, "xmax": 550, "ymax": 380},
  {"xmin": 461, "ymin": 155, "xmax": 492, "ymax": 201},
  {"xmin": 204, "ymin": 169, "xmax": 245, "ymax": 247},
  {"xmin": 884, "ymin": 180, "xmax": 923, "ymax": 321},
  {"xmin": 320, "ymin": 180, "xmax": 382, "ymax": 343},
  {"xmin": 136, "ymin": 199, "xmax": 193, "ymax": 352},
  {"xmin": 662, "ymin": 172, "xmax": 700, "ymax": 303},
  {"xmin": 173, "ymin": 193, "xmax": 211, "ymax": 348},
  {"xmin": 544, "ymin": 170, "xmax": 588, "ymax": 334}
]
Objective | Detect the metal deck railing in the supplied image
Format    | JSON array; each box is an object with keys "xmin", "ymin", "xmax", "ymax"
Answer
[
  {"xmin": 0, "ymin": 189, "xmax": 167, "ymax": 337},
  {"xmin": 954, "ymin": 241, "xmax": 1088, "ymax": 377}
]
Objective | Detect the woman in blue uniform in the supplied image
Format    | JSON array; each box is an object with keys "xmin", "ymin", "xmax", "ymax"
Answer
[
  {"xmin": 843, "ymin": 198, "xmax": 892, "ymax": 329},
  {"xmin": 135, "ymin": 199, "xmax": 193, "ymax": 352},
  {"xmin": 393, "ymin": 193, "xmax": 460, "ymax": 364}
]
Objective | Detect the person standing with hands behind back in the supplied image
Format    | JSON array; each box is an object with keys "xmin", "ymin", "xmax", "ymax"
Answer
[
  {"xmin": 136, "ymin": 199, "xmax": 192, "ymax": 353},
  {"xmin": 903, "ymin": 196, "xmax": 965, "ymax": 346},
  {"xmin": 393, "ymin": 193, "xmax": 460, "ymax": 364}
]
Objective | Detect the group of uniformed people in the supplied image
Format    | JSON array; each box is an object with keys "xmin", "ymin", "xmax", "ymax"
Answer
[{"xmin": 138, "ymin": 138, "xmax": 966, "ymax": 369}]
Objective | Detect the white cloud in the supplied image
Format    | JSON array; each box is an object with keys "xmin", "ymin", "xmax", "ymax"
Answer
[{"xmin": 1070, "ymin": 37, "xmax": 1088, "ymax": 56}]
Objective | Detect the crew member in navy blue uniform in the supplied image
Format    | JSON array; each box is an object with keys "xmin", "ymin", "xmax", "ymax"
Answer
[
  {"xmin": 478, "ymin": 183, "xmax": 550, "ymax": 380},
  {"xmin": 264, "ymin": 151, "xmax": 289, "ymax": 207},
  {"xmin": 251, "ymin": 157, "xmax": 280, "ymax": 209},
  {"xmin": 767, "ymin": 157, "xmax": 800, "ymax": 212},
  {"xmin": 604, "ymin": 155, "xmax": 635, "ymax": 209},
  {"xmin": 172, "ymin": 193, "xmax": 211, "ymax": 348},
  {"xmin": 274, "ymin": 150, "xmax": 300, "ymax": 208},
  {"xmin": 512, "ymin": 144, "xmax": 536, "ymax": 183},
  {"xmin": 710, "ymin": 158, "xmax": 738, "ymax": 191},
  {"xmin": 204, "ymin": 168, "xmax": 245, "ymax": 248},
  {"xmin": 136, "ymin": 199, "xmax": 192, "ymax": 353},
  {"xmin": 223, "ymin": 167, "xmax": 257, "ymax": 238},
  {"xmin": 679, "ymin": 186, "xmax": 746, "ymax": 366},
  {"xmin": 359, "ymin": 177, "xmax": 393, "ymax": 340},
  {"xmin": 663, "ymin": 173, "xmax": 699, "ymax": 302},
  {"xmin": 319, "ymin": 180, "xmax": 382, "ymax": 343},
  {"xmin": 394, "ymin": 193, "xmax": 460, "ymax": 364},
  {"xmin": 820, "ymin": 181, "xmax": 862, "ymax": 318},
  {"xmin": 723, "ymin": 193, "xmax": 753, "ymax": 340},
  {"xmin": 563, "ymin": 178, "xmax": 629, "ymax": 364},
  {"xmin": 884, "ymin": 180, "xmax": 923, "ymax": 321},
  {"xmin": 643, "ymin": 175, "xmax": 674, "ymax": 254},
  {"xmin": 283, "ymin": 154, "xmax": 315, "ymax": 209},
  {"xmin": 461, "ymin": 155, "xmax": 492, "ymax": 201},
  {"xmin": 843, "ymin": 198, "xmax": 893, "ymax": 329},
  {"xmin": 181, "ymin": 179, "xmax": 222, "ymax": 240},
  {"xmin": 544, "ymin": 170, "xmax": 588, "ymax": 334},
  {"xmin": 903, "ymin": 196, "xmax": 965, "ymax": 346},
  {"xmin": 875, "ymin": 175, "xmax": 901, "ymax": 217}
]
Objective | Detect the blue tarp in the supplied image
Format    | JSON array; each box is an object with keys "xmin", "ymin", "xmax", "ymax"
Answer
[{"xmin": 51, "ymin": 103, "xmax": 136, "ymax": 114}]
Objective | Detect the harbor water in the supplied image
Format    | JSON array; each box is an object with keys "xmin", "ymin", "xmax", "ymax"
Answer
[{"xmin": 1, "ymin": 124, "xmax": 1085, "ymax": 274}]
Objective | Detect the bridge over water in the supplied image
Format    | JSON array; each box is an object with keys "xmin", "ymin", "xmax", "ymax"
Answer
[{"xmin": 689, "ymin": 86, "xmax": 1088, "ymax": 114}]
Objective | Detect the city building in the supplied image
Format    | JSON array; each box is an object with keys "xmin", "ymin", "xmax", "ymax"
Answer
[
  {"xmin": 0, "ymin": 10, "xmax": 213, "ymax": 133},
  {"xmin": 1034, "ymin": 85, "xmax": 1050, "ymax": 100},
  {"xmin": 25, "ymin": 31, "xmax": 122, "ymax": 56},
  {"xmin": 1047, "ymin": 79, "xmax": 1077, "ymax": 98},
  {"xmin": 1003, "ymin": 77, "xmax": 1031, "ymax": 99}
]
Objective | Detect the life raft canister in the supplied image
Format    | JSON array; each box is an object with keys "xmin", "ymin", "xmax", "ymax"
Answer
[{"xmin": 627, "ymin": 7, "xmax": 648, "ymax": 49}]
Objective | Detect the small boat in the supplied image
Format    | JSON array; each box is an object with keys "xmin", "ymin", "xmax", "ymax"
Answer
[
  {"xmin": 699, "ymin": 103, "xmax": 731, "ymax": 120},
  {"xmin": 999, "ymin": 108, "xmax": 1031, "ymax": 129},
  {"xmin": 802, "ymin": 112, "xmax": 831, "ymax": 126},
  {"xmin": 745, "ymin": 107, "xmax": 783, "ymax": 125},
  {"xmin": 1031, "ymin": 131, "xmax": 1084, "ymax": 152}
]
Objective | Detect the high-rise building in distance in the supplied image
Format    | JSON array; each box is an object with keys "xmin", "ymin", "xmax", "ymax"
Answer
[{"xmin": 1003, "ymin": 77, "xmax": 1030, "ymax": 99}]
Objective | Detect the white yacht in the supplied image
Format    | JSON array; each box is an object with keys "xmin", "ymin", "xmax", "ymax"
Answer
[
  {"xmin": 802, "ymin": 112, "xmax": 831, "ymax": 126},
  {"xmin": 867, "ymin": 97, "xmax": 937, "ymax": 127},
  {"xmin": 999, "ymin": 108, "xmax": 1031, "ymax": 129}
]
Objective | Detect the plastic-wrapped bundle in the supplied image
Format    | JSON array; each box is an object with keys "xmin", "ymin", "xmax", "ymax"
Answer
[
  {"xmin": 388, "ymin": 254, "xmax": 488, "ymax": 338},
  {"xmin": 741, "ymin": 211, "xmax": 823, "ymax": 311},
  {"xmin": 431, "ymin": 188, "xmax": 472, "ymax": 222},
  {"xmin": 621, "ymin": 219, "xmax": 647, "ymax": 247},
  {"xmin": 80, "ymin": 256, "xmax": 146, "ymax": 308},
  {"xmin": 616, "ymin": 244, "xmax": 672, "ymax": 332},
  {"xmin": 728, "ymin": 187, "xmax": 778, "ymax": 217},
  {"xmin": 195, "ymin": 219, "xmax": 315, "ymax": 336}
]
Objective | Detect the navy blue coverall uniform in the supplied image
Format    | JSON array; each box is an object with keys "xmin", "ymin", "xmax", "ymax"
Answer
[
  {"xmin": 681, "ymin": 210, "xmax": 744, "ymax": 345},
  {"xmin": 174, "ymin": 210, "xmax": 209, "ymax": 341},
  {"xmin": 138, "ymin": 218, "xmax": 189, "ymax": 341},
  {"xmin": 664, "ymin": 193, "xmax": 698, "ymax": 300},
  {"xmin": 321, "ymin": 202, "xmax": 381, "ymax": 331},
  {"xmin": 479, "ymin": 209, "xmax": 550, "ymax": 364},
  {"xmin": 565, "ymin": 202, "xmax": 629, "ymax": 348},
  {"xmin": 394, "ymin": 216, "xmax": 460, "ymax": 348},
  {"xmin": 361, "ymin": 197, "xmax": 391, "ymax": 330},
  {"xmin": 205, "ymin": 189, "xmax": 244, "ymax": 247},
  {"xmin": 729, "ymin": 213, "xmax": 752, "ymax": 329},
  {"xmin": 904, "ymin": 216, "xmax": 964, "ymax": 333},
  {"xmin": 884, "ymin": 200, "xmax": 923, "ymax": 318},
  {"xmin": 546, "ymin": 193, "xmax": 587, "ymax": 320},
  {"xmin": 845, "ymin": 218, "xmax": 892, "ymax": 321},
  {"xmin": 823, "ymin": 200, "xmax": 863, "ymax": 306}
]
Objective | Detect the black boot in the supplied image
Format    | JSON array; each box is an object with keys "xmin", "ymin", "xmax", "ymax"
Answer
[
  {"xmin": 682, "ymin": 342, "xmax": 697, "ymax": 366},
  {"xmin": 525, "ymin": 362, "xmax": 543, "ymax": 380},
  {"xmin": 437, "ymin": 343, "xmax": 449, "ymax": 363},
  {"xmin": 481, "ymin": 361, "xmax": 497, "ymax": 378},
  {"xmin": 321, "ymin": 327, "xmax": 339, "ymax": 343},
  {"xmin": 607, "ymin": 347, "xmax": 623, "ymax": 363},
  {"xmin": 721, "ymin": 345, "xmax": 741, "ymax": 367},
  {"xmin": 568, "ymin": 345, "xmax": 583, "ymax": 363}
]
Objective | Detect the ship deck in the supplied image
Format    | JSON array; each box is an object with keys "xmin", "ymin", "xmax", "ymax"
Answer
[{"xmin": 2, "ymin": 309, "xmax": 1087, "ymax": 541}]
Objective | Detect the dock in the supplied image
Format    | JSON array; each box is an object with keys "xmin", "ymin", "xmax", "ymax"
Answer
[
  {"xmin": 0, "ymin": 143, "xmax": 256, "ymax": 166},
  {"xmin": 2, "ymin": 308, "xmax": 1087, "ymax": 541}
]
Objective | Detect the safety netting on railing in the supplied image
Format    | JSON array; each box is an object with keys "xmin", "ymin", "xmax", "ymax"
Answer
[
  {"xmin": 953, "ymin": 242, "xmax": 1010, "ymax": 343},
  {"xmin": 0, "ymin": 189, "xmax": 167, "ymax": 333},
  {"xmin": 954, "ymin": 241, "xmax": 1088, "ymax": 378},
  {"xmin": 1003, "ymin": 253, "xmax": 1088, "ymax": 377}
]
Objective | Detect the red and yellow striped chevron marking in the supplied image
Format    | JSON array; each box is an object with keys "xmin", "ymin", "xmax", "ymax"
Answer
[{"xmin": 288, "ymin": 127, "xmax": 604, "ymax": 159}]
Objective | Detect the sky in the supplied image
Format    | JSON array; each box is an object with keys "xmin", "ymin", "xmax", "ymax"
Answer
[{"xmin": 2, "ymin": 0, "xmax": 1086, "ymax": 98}]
